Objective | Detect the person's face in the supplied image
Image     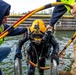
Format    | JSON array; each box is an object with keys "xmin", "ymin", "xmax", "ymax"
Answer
[{"xmin": 2, "ymin": 16, "xmax": 8, "ymax": 24}]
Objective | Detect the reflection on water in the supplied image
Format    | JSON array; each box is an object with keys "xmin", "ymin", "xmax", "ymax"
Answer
[{"xmin": 0, "ymin": 31, "xmax": 75, "ymax": 75}]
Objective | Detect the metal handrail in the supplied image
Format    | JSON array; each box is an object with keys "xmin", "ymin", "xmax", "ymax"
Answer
[
  {"xmin": 50, "ymin": 59, "xmax": 58, "ymax": 75},
  {"xmin": 14, "ymin": 58, "xmax": 22, "ymax": 75}
]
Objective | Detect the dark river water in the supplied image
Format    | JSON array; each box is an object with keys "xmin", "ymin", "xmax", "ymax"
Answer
[{"xmin": 0, "ymin": 30, "xmax": 75, "ymax": 75}]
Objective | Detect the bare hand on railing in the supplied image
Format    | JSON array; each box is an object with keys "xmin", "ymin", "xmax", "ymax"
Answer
[
  {"xmin": 71, "ymin": 3, "xmax": 76, "ymax": 18},
  {"xmin": 47, "ymin": 25, "xmax": 52, "ymax": 31}
]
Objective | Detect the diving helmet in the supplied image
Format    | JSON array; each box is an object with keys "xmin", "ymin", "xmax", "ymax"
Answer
[{"xmin": 29, "ymin": 19, "xmax": 47, "ymax": 44}]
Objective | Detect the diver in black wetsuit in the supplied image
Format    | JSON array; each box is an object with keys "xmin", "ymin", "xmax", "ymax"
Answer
[{"xmin": 15, "ymin": 19, "xmax": 59, "ymax": 75}]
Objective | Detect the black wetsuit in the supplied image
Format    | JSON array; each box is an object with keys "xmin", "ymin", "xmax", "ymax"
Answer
[{"xmin": 15, "ymin": 31, "xmax": 59, "ymax": 75}]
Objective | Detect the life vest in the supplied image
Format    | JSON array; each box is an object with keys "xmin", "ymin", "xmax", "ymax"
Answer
[
  {"xmin": 0, "ymin": 24, "xmax": 4, "ymax": 45},
  {"xmin": 61, "ymin": 0, "xmax": 75, "ymax": 13}
]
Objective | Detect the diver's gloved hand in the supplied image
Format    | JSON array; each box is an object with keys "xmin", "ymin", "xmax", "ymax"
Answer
[
  {"xmin": 14, "ymin": 50, "xmax": 22, "ymax": 60},
  {"xmin": 51, "ymin": 53, "xmax": 59, "ymax": 65}
]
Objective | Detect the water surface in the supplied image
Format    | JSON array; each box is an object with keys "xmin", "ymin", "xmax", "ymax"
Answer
[{"xmin": 0, "ymin": 31, "xmax": 75, "ymax": 75}]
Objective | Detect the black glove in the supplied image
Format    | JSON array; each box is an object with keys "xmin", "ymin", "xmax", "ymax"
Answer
[
  {"xmin": 51, "ymin": 53, "xmax": 59, "ymax": 65},
  {"xmin": 14, "ymin": 50, "xmax": 22, "ymax": 60}
]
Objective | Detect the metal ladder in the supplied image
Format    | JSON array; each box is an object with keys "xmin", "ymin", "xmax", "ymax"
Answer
[{"xmin": 50, "ymin": 59, "xmax": 58, "ymax": 75}]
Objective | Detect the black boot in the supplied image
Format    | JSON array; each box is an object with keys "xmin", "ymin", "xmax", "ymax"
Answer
[
  {"xmin": 27, "ymin": 69, "xmax": 34, "ymax": 75},
  {"xmin": 27, "ymin": 66, "xmax": 35, "ymax": 75},
  {"xmin": 39, "ymin": 72, "xmax": 44, "ymax": 75}
]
